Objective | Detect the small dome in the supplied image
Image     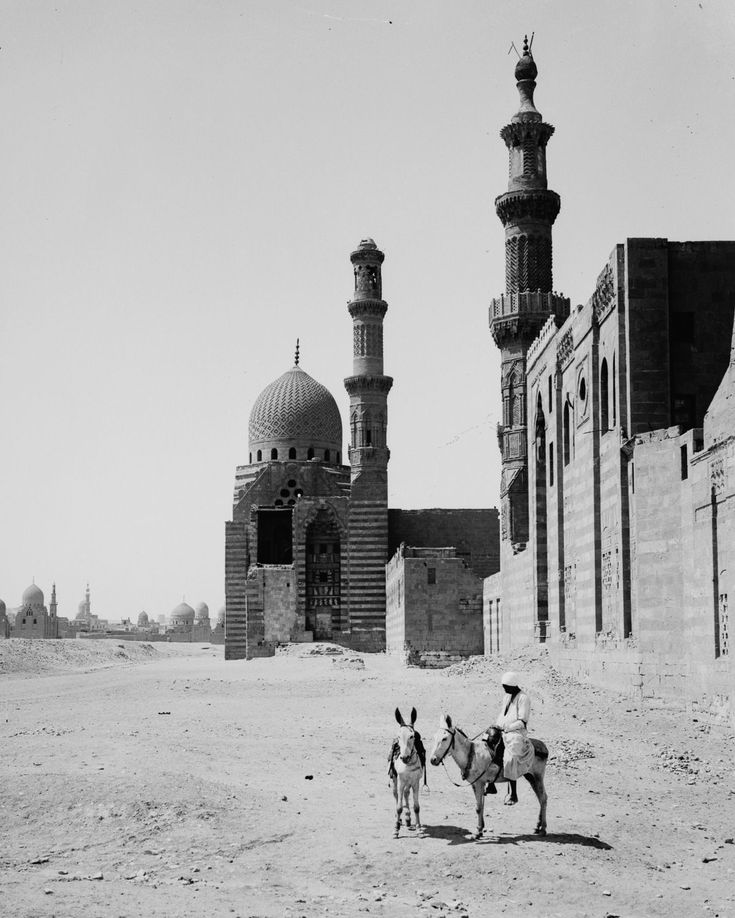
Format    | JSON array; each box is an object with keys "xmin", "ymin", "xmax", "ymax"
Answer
[
  {"xmin": 137, "ymin": 611, "xmax": 149, "ymax": 626},
  {"xmin": 22, "ymin": 584, "xmax": 44, "ymax": 607},
  {"xmin": 171, "ymin": 601, "xmax": 195, "ymax": 622},
  {"xmin": 216, "ymin": 606, "xmax": 225, "ymax": 626},
  {"xmin": 195, "ymin": 601, "xmax": 209, "ymax": 620},
  {"xmin": 515, "ymin": 52, "xmax": 537, "ymax": 83},
  {"xmin": 248, "ymin": 365, "xmax": 342, "ymax": 457}
]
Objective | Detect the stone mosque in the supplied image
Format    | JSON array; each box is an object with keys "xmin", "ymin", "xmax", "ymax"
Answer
[
  {"xmin": 224, "ymin": 239, "xmax": 499, "ymax": 660},
  {"xmin": 483, "ymin": 38, "xmax": 735, "ymax": 720}
]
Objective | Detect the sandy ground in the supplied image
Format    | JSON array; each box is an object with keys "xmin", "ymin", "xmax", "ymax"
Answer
[{"xmin": 1, "ymin": 639, "xmax": 734, "ymax": 918}]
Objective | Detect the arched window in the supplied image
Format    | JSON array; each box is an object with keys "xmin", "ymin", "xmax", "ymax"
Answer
[
  {"xmin": 324, "ymin": 449, "xmax": 330, "ymax": 462},
  {"xmin": 549, "ymin": 442, "xmax": 555, "ymax": 487},
  {"xmin": 563, "ymin": 402, "xmax": 570, "ymax": 466},
  {"xmin": 288, "ymin": 447, "xmax": 296, "ymax": 459},
  {"xmin": 548, "ymin": 375, "xmax": 553, "ymax": 413},
  {"xmin": 256, "ymin": 449, "xmax": 262, "ymax": 462},
  {"xmin": 271, "ymin": 448, "xmax": 278, "ymax": 460},
  {"xmin": 307, "ymin": 447, "xmax": 314, "ymax": 460},
  {"xmin": 600, "ymin": 359, "xmax": 609, "ymax": 432},
  {"xmin": 612, "ymin": 355, "xmax": 617, "ymax": 428},
  {"xmin": 249, "ymin": 452, "xmax": 252, "ymax": 463}
]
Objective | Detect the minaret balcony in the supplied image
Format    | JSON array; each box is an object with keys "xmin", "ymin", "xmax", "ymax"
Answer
[{"xmin": 490, "ymin": 291, "xmax": 569, "ymax": 322}]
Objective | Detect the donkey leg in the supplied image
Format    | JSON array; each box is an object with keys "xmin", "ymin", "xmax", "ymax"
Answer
[
  {"xmin": 393, "ymin": 776, "xmax": 402, "ymax": 838},
  {"xmin": 473, "ymin": 782, "xmax": 485, "ymax": 839},
  {"xmin": 524, "ymin": 771, "xmax": 548, "ymax": 836},
  {"xmin": 412, "ymin": 780, "xmax": 422, "ymax": 834},
  {"xmin": 404, "ymin": 784, "xmax": 413, "ymax": 828}
]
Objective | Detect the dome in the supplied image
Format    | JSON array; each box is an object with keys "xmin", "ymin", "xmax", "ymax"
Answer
[
  {"xmin": 195, "ymin": 601, "xmax": 209, "ymax": 620},
  {"xmin": 171, "ymin": 601, "xmax": 195, "ymax": 622},
  {"xmin": 0, "ymin": 599, "xmax": 6, "ymax": 616},
  {"xmin": 248, "ymin": 365, "xmax": 342, "ymax": 458},
  {"xmin": 216, "ymin": 606, "xmax": 225, "ymax": 626},
  {"xmin": 137, "ymin": 611, "xmax": 149, "ymax": 626},
  {"xmin": 22, "ymin": 584, "xmax": 44, "ymax": 607}
]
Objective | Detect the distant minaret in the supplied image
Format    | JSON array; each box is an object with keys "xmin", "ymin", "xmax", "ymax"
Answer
[
  {"xmin": 344, "ymin": 238, "xmax": 393, "ymax": 647},
  {"xmin": 489, "ymin": 36, "xmax": 569, "ymax": 547},
  {"xmin": 50, "ymin": 583, "xmax": 58, "ymax": 619}
]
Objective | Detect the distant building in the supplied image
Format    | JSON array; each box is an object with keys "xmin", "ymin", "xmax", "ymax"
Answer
[
  {"xmin": 12, "ymin": 584, "xmax": 58, "ymax": 639},
  {"xmin": 0, "ymin": 599, "xmax": 10, "ymax": 639}
]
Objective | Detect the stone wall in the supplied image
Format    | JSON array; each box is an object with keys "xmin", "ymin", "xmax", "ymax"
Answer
[{"xmin": 387, "ymin": 545, "xmax": 483, "ymax": 665}]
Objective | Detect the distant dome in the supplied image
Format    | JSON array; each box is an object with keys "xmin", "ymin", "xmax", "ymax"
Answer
[
  {"xmin": 22, "ymin": 584, "xmax": 44, "ymax": 608},
  {"xmin": 137, "ymin": 611, "xmax": 149, "ymax": 626},
  {"xmin": 195, "ymin": 601, "xmax": 209, "ymax": 620},
  {"xmin": 216, "ymin": 605, "xmax": 225, "ymax": 626},
  {"xmin": 171, "ymin": 602, "xmax": 195, "ymax": 623},
  {"xmin": 0, "ymin": 599, "xmax": 6, "ymax": 616},
  {"xmin": 248, "ymin": 365, "xmax": 342, "ymax": 459}
]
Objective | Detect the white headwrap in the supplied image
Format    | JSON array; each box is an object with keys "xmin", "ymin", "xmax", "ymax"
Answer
[{"xmin": 501, "ymin": 671, "xmax": 519, "ymax": 688}]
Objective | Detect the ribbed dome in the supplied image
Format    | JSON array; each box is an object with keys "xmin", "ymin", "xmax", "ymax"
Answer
[
  {"xmin": 248, "ymin": 365, "xmax": 342, "ymax": 458},
  {"xmin": 22, "ymin": 584, "xmax": 44, "ymax": 607},
  {"xmin": 171, "ymin": 602, "xmax": 195, "ymax": 622},
  {"xmin": 137, "ymin": 611, "xmax": 149, "ymax": 626},
  {"xmin": 195, "ymin": 601, "xmax": 209, "ymax": 621}
]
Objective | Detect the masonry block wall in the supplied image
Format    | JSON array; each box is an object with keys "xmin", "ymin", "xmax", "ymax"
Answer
[
  {"xmin": 491, "ymin": 239, "xmax": 735, "ymax": 723},
  {"xmin": 387, "ymin": 546, "xmax": 483, "ymax": 663}
]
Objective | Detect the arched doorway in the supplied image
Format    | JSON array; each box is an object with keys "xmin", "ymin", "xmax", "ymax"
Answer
[{"xmin": 305, "ymin": 510, "xmax": 342, "ymax": 640}]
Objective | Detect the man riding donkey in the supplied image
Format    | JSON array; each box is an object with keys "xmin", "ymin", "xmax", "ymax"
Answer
[{"xmin": 482, "ymin": 671, "xmax": 535, "ymax": 805}]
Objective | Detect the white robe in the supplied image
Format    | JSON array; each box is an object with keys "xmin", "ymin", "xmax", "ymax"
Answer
[{"xmin": 497, "ymin": 690, "xmax": 535, "ymax": 780}]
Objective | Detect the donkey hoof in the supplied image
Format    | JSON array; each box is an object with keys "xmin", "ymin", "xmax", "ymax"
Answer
[
  {"xmin": 393, "ymin": 831, "xmax": 400, "ymax": 839},
  {"xmin": 534, "ymin": 827, "xmax": 546, "ymax": 836}
]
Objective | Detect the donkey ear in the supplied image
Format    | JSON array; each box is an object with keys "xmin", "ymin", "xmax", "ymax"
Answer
[
  {"xmin": 445, "ymin": 714, "xmax": 453, "ymax": 729},
  {"xmin": 395, "ymin": 707, "xmax": 404, "ymax": 726},
  {"xmin": 410, "ymin": 707, "xmax": 417, "ymax": 725}
]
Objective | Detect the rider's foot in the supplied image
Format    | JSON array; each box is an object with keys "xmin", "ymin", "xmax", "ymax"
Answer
[{"xmin": 504, "ymin": 795, "xmax": 518, "ymax": 806}]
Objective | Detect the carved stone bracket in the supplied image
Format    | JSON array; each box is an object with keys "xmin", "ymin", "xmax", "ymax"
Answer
[
  {"xmin": 495, "ymin": 189, "xmax": 561, "ymax": 225},
  {"xmin": 344, "ymin": 375, "xmax": 394, "ymax": 396},
  {"xmin": 348, "ymin": 299, "xmax": 388, "ymax": 319},
  {"xmin": 500, "ymin": 120, "xmax": 555, "ymax": 148},
  {"xmin": 556, "ymin": 329, "xmax": 574, "ymax": 369},
  {"xmin": 592, "ymin": 264, "xmax": 616, "ymax": 324}
]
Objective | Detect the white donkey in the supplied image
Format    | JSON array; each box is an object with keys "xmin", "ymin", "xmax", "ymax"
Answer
[{"xmin": 389, "ymin": 706, "xmax": 425, "ymax": 838}]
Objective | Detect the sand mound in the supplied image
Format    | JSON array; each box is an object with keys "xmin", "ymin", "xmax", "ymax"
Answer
[{"xmin": 0, "ymin": 638, "xmax": 162, "ymax": 676}]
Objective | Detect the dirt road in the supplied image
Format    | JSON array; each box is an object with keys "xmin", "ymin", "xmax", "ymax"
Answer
[{"xmin": 1, "ymin": 639, "xmax": 734, "ymax": 917}]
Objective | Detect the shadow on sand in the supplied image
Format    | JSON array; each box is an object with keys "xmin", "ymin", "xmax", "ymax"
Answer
[{"xmin": 420, "ymin": 825, "xmax": 612, "ymax": 850}]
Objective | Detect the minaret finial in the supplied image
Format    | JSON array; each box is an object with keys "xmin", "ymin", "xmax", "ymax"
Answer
[{"xmin": 295, "ymin": 338, "xmax": 300, "ymax": 367}]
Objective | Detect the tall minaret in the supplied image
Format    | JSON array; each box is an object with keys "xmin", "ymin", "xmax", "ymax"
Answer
[
  {"xmin": 489, "ymin": 37, "xmax": 569, "ymax": 548},
  {"xmin": 344, "ymin": 238, "xmax": 393, "ymax": 648},
  {"xmin": 50, "ymin": 583, "xmax": 58, "ymax": 617}
]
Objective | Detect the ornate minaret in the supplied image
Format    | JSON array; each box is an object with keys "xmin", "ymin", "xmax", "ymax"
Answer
[
  {"xmin": 49, "ymin": 583, "xmax": 58, "ymax": 618},
  {"xmin": 344, "ymin": 238, "xmax": 393, "ymax": 648},
  {"xmin": 489, "ymin": 37, "xmax": 569, "ymax": 548}
]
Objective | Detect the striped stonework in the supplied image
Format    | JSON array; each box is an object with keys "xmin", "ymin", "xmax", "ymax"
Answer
[
  {"xmin": 224, "ymin": 521, "xmax": 248, "ymax": 660},
  {"xmin": 346, "ymin": 497, "xmax": 389, "ymax": 644}
]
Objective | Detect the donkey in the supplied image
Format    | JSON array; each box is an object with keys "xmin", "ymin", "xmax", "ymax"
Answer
[
  {"xmin": 429, "ymin": 713, "xmax": 548, "ymax": 840},
  {"xmin": 389, "ymin": 707, "xmax": 425, "ymax": 838}
]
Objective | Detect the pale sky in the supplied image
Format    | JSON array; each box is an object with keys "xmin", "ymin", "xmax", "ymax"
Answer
[{"xmin": 1, "ymin": 0, "xmax": 733, "ymax": 622}]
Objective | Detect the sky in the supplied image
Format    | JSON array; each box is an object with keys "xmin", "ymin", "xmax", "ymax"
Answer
[{"xmin": 1, "ymin": 0, "xmax": 734, "ymax": 622}]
